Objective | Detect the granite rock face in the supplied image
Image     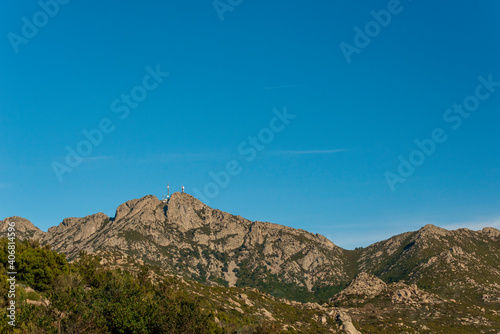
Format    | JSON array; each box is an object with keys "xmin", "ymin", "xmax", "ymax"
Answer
[
  {"xmin": 2, "ymin": 193, "xmax": 499, "ymax": 309},
  {"xmin": 0, "ymin": 216, "xmax": 45, "ymax": 241},
  {"xmin": 330, "ymin": 272, "xmax": 387, "ymax": 303},
  {"xmin": 6, "ymin": 193, "xmax": 352, "ymax": 294}
]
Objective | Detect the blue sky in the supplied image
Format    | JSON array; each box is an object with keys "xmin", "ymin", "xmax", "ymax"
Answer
[{"xmin": 1, "ymin": 0, "xmax": 500, "ymax": 249}]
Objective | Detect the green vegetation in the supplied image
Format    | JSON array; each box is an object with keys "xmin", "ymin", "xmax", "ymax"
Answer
[
  {"xmin": 119, "ymin": 229, "xmax": 149, "ymax": 242},
  {"xmin": 235, "ymin": 260, "xmax": 345, "ymax": 303},
  {"xmin": 0, "ymin": 239, "xmax": 223, "ymax": 333},
  {"xmin": 1, "ymin": 225, "xmax": 499, "ymax": 333},
  {"xmin": 2, "ymin": 240, "xmax": 69, "ymax": 292},
  {"xmin": 0, "ymin": 238, "xmax": 301, "ymax": 333}
]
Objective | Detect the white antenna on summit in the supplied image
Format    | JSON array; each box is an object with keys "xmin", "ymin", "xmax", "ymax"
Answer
[{"xmin": 162, "ymin": 184, "xmax": 170, "ymax": 203}]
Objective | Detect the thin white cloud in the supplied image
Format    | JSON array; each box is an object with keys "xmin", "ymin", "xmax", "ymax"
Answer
[
  {"xmin": 134, "ymin": 152, "xmax": 227, "ymax": 163},
  {"xmin": 264, "ymin": 84, "xmax": 308, "ymax": 90},
  {"xmin": 270, "ymin": 149, "xmax": 348, "ymax": 156},
  {"xmin": 123, "ymin": 149, "xmax": 348, "ymax": 164},
  {"xmin": 81, "ymin": 156, "xmax": 113, "ymax": 162}
]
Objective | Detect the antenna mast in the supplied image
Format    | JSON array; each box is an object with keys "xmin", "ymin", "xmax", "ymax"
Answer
[{"xmin": 162, "ymin": 184, "xmax": 170, "ymax": 203}]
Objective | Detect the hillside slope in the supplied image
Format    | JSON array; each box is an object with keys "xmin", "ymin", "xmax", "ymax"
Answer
[
  {"xmin": 2, "ymin": 193, "xmax": 499, "ymax": 307},
  {"xmin": 358, "ymin": 224, "xmax": 500, "ymax": 304}
]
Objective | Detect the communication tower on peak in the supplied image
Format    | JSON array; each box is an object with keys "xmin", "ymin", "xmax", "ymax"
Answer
[{"xmin": 162, "ymin": 184, "xmax": 170, "ymax": 203}]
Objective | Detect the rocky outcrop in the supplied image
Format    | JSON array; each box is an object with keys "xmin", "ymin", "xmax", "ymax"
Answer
[
  {"xmin": 333, "ymin": 309, "xmax": 361, "ymax": 334},
  {"xmin": 331, "ymin": 272, "xmax": 387, "ymax": 303},
  {"xmin": 0, "ymin": 216, "xmax": 45, "ymax": 241},
  {"xmin": 114, "ymin": 195, "xmax": 166, "ymax": 224},
  {"xmin": 390, "ymin": 282, "xmax": 441, "ymax": 305},
  {"xmin": 43, "ymin": 212, "xmax": 110, "ymax": 259},
  {"xmin": 330, "ymin": 272, "xmax": 442, "ymax": 310},
  {"xmin": 482, "ymin": 227, "xmax": 500, "ymax": 239}
]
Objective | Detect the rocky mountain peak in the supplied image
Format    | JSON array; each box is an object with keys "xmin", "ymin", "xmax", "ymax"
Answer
[
  {"xmin": 417, "ymin": 224, "xmax": 449, "ymax": 237},
  {"xmin": 61, "ymin": 212, "xmax": 109, "ymax": 229},
  {"xmin": 164, "ymin": 192, "xmax": 220, "ymax": 231},
  {"xmin": 482, "ymin": 226, "xmax": 500, "ymax": 239},
  {"xmin": 0, "ymin": 216, "xmax": 45, "ymax": 240},
  {"xmin": 114, "ymin": 194, "xmax": 163, "ymax": 222},
  {"xmin": 111, "ymin": 193, "xmax": 208, "ymax": 229},
  {"xmin": 168, "ymin": 191, "xmax": 205, "ymax": 206}
]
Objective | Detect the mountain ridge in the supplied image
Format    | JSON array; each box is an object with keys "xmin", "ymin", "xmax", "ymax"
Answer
[
  {"xmin": 5, "ymin": 193, "xmax": 496, "ymax": 250},
  {"xmin": 1, "ymin": 193, "xmax": 499, "ymax": 305}
]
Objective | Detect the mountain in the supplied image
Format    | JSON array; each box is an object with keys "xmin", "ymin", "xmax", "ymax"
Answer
[
  {"xmin": 359, "ymin": 224, "xmax": 500, "ymax": 304},
  {"xmin": 2, "ymin": 193, "xmax": 500, "ymax": 332},
  {"xmin": 0, "ymin": 216, "xmax": 45, "ymax": 241},
  {"xmin": 7, "ymin": 193, "xmax": 357, "ymax": 301}
]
